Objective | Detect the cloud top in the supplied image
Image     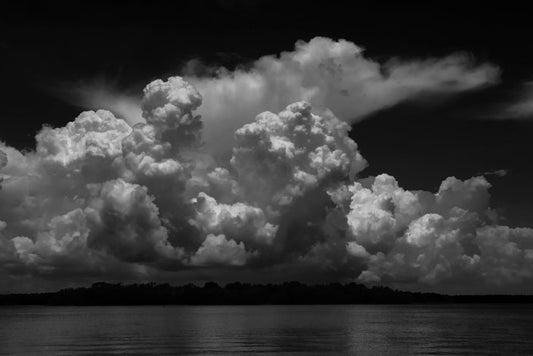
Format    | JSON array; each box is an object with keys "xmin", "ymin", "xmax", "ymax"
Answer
[
  {"xmin": 69, "ymin": 37, "xmax": 500, "ymax": 152},
  {"xmin": 186, "ymin": 37, "xmax": 499, "ymax": 151}
]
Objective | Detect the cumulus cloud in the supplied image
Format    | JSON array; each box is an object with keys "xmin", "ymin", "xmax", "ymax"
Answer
[
  {"xmin": 141, "ymin": 77, "xmax": 204, "ymax": 149},
  {"xmin": 0, "ymin": 42, "xmax": 529, "ymax": 294},
  {"xmin": 320, "ymin": 173, "xmax": 533, "ymax": 292},
  {"xmin": 9, "ymin": 209, "xmax": 96, "ymax": 274},
  {"xmin": 190, "ymin": 192, "xmax": 277, "ymax": 245},
  {"xmin": 231, "ymin": 101, "xmax": 366, "ymax": 208},
  {"xmin": 189, "ymin": 234, "xmax": 253, "ymax": 267},
  {"xmin": 186, "ymin": 37, "xmax": 499, "ymax": 152},
  {"xmin": 69, "ymin": 37, "xmax": 499, "ymax": 153},
  {"xmin": 0, "ymin": 150, "xmax": 7, "ymax": 190},
  {"xmin": 85, "ymin": 179, "xmax": 183, "ymax": 264},
  {"xmin": 35, "ymin": 110, "xmax": 132, "ymax": 172},
  {"xmin": 0, "ymin": 150, "xmax": 6, "ymax": 169}
]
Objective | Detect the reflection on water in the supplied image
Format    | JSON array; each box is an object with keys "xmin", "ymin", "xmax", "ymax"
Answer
[{"xmin": 1, "ymin": 304, "xmax": 533, "ymax": 355}]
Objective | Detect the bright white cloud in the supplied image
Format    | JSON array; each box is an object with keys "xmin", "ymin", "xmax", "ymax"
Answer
[
  {"xmin": 186, "ymin": 37, "xmax": 499, "ymax": 152},
  {"xmin": 67, "ymin": 37, "xmax": 499, "ymax": 153},
  {"xmin": 231, "ymin": 101, "xmax": 366, "ymax": 208},
  {"xmin": 321, "ymin": 173, "xmax": 533, "ymax": 292},
  {"xmin": 35, "ymin": 110, "xmax": 132, "ymax": 169},
  {"xmin": 0, "ymin": 57, "xmax": 529, "ymax": 294}
]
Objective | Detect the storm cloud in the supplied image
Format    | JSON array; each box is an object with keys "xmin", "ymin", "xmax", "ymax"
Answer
[
  {"xmin": 1, "ymin": 39, "xmax": 530, "ymax": 294},
  {"xmin": 188, "ymin": 37, "xmax": 499, "ymax": 152},
  {"xmin": 72, "ymin": 37, "xmax": 500, "ymax": 152}
]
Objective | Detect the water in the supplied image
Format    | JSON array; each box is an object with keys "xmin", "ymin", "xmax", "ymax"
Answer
[{"xmin": 1, "ymin": 304, "xmax": 532, "ymax": 355}]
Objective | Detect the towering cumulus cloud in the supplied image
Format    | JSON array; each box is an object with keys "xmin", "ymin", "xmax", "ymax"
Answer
[
  {"xmin": 73, "ymin": 37, "xmax": 499, "ymax": 152},
  {"xmin": 1, "ymin": 38, "xmax": 530, "ymax": 294},
  {"xmin": 186, "ymin": 37, "xmax": 500, "ymax": 152}
]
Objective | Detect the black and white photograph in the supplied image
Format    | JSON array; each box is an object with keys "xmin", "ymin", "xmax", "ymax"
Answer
[{"xmin": 1, "ymin": 1, "xmax": 533, "ymax": 354}]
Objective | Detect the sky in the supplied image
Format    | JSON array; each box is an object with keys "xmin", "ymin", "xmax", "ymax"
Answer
[{"xmin": 0, "ymin": 0, "xmax": 532, "ymax": 294}]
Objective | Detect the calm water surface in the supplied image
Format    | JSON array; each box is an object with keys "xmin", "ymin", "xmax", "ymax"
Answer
[{"xmin": 1, "ymin": 304, "xmax": 532, "ymax": 355}]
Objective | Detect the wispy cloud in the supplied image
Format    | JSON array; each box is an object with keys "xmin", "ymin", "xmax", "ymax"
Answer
[
  {"xmin": 477, "ymin": 169, "xmax": 509, "ymax": 177},
  {"xmin": 489, "ymin": 81, "xmax": 533, "ymax": 120},
  {"xmin": 53, "ymin": 78, "xmax": 144, "ymax": 126},
  {"xmin": 64, "ymin": 37, "xmax": 500, "ymax": 153},
  {"xmin": 184, "ymin": 37, "xmax": 500, "ymax": 152}
]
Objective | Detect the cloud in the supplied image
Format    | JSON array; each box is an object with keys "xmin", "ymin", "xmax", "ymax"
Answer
[
  {"xmin": 85, "ymin": 179, "xmax": 183, "ymax": 264},
  {"xmin": 141, "ymin": 77, "xmax": 204, "ymax": 149},
  {"xmin": 496, "ymin": 81, "xmax": 533, "ymax": 119},
  {"xmin": 9, "ymin": 209, "xmax": 96, "ymax": 274},
  {"xmin": 67, "ymin": 37, "xmax": 499, "ymax": 153},
  {"xmin": 0, "ymin": 150, "xmax": 6, "ymax": 169},
  {"xmin": 35, "ymin": 110, "xmax": 132, "ymax": 170},
  {"xmin": 189, "ymin": 234, "xmax": 253, "ymax": 267},
  {"xmin": 322, "ymin": 173, "xmax": 533, "ymax": 292},
  {"xmin": 477, "ymin": 169, "xmax": 509, "ymax": 177},
  {"xmin": 0, "ymin": 59, "xmax": 528, "ymax": 294},
  {"xmin": 55, "ymin": 79, "xmax": 145, "ymax": 127},
  {"xmin": 190, "ymin": 192, "xmax": 277, "ymax": 246},
  {"xmin": 0, "ymin": 150, "xmax": 6, "ymax": 190},
  {"xmin": 230, "ymin": 101, "xmax": 367, "ymax": 208},
  {"xmin": 185, "ymin": 37, "xmax": 499, "ymax": 152}
]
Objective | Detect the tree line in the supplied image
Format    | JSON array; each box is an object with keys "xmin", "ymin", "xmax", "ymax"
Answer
[{"xmin": 1, "ymin": 281, "xmax": 531, "ymax": 305}]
